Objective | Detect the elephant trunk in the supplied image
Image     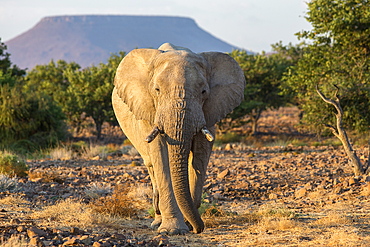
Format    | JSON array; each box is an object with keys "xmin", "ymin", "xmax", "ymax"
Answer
[
  {"xmin": 167, "ymin": 138, "xmax": 204, "ymax": 233},
  {"xmin": 159, "ymin": 99, "xmax": 205, "ymax": 233}
]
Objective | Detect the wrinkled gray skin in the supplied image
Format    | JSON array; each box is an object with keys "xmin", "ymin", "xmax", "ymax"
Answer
[{"xmin": 112, "ymin": 43, "xmax": 245, "ymax": 234}]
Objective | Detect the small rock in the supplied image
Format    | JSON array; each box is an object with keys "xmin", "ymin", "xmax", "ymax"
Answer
[
  {"xmin": 342, "ymin": 180, "xmax": 349, "ymax": 187},
  {"xmin": 213, "ymin": 193, "xmax": 227, "ymax": 201},
  {"xmin": 304, "ymin": 182, "xmax": 313, "ymax": 191},
  {"xmin": 224, "ymin": 143, "xmax": 232, "ymax": 151},
  {"xmin": 70, "ymin": 227, "xmax": 84, "ymax": 235},
  {"xmin": 10, "ymin": 219, "xmax": 21, "ymax": 224},
  {"xmin": 29, "ymin": 237, "xmax": 45, "ymax": 247},
  {"xmin": 91, "ymin": 156, "xmax": 100, "ymax": 160},
  {"xmin": 42, "ymin": 240, "xmax": 54, "ymax": 246},
  {"xmin": 151, "ymin": 235, "xmax": 170, "ymax": 246},
  {"xmin": 80, "ymin": 235, "xmax": 92, "ymax": 245},
  {"xmin": 333, "ymin": 186, "xmax": 343, "ymax": 194},
  {"xmin": 17, "ymin": 226, "xmax": 26, "ymax": 232},
  {"xmin": 111, "ymin": 233, "xmax": 126, "ymax": 240},
  {"xmin": 217, "ymin": 169, "xmax": 230, "ymax": 179},
  {"xmin": 27, "ymin": 227, "xmax": 48, "ymax": 238},
  {"xmin": 295, "ymin": 188, "xmax": 307, "ymax": 198},
  {"xmin": 63, "ymin": 237, "xmax": 79, "ymax": 246},
  {"xmin": 92, "ymin": 242, "xmax": 102, "ymax": 247},
  {"xmin": 30, "ymin": 177, "xmax": 43, "ymax": 183},
  {"xmin": 269, "ymin": 193, "xmax": 278, "ymax": 200},
  {"xmin": 348, "ymin": 177, "xmax": 359, "ymax": 186},
  {"xmin": 334, "ymin": 168, "xmax": 344, "ymax": 175},
  {"xmin": 332, "ymin": 178, "xmax": 341, "ymax": 186},
  {"xmin": 361, "ymin": 183, "xmax": 370, "ymax": 196}
]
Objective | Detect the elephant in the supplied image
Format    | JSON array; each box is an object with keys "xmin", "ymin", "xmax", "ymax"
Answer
[{"xmin": 112, "ymin": 43, "xmax": 245, "ymax": 234}]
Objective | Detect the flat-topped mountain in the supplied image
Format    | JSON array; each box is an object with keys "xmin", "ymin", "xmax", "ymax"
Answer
[{"xmin": 5, "ymin": 15, "xmax": 240, "ymax": 69}]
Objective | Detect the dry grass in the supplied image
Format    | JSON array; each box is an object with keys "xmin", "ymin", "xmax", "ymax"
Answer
[
  {"xmin": 256, "ymin": 217, "xmax": 300, "ymax": 232},
  {"xmin": 49, "ymin": 146, "xmax": 74, "ymax": 160},
  {"xmin": 311, "ymin": 212, "xmax": 354, "ymax": 227},
  {"xmin": 256, "ymin": 205, "xmax": 298, "ymax": 219},
  {"xmin": 31, "ymin": 198, "xmax": 127, "ymax": 229},
  {"xmin": 85, "ymin": 182, "xmax": 113, "ymax": 199},
  {"xmin": 204, "ymin": 210, "xmax": 260, "ymax": 228},
  {"xmin": 89, "ymin": 184, "xmax": 144, "ymax": 218},
  {"xmin": 326, "ymin": 228, "xmax": 363, "ymax": 246},
  {"xmin": 31, "ymin": 199, "xmax": 96, "ymax": 228},
  {"xmin": 80, "ymin": 143, "xmax": 108, "ymax": 159},
  {"xmin": 0, "ymin": 195, "xmax": 29, "ymax": 206},
  {"xmin": 0, "ymin": 174, "xmax": 20, "ymax": 192},
  {"xmin": 126, "ymin": 183, "xmax": 152, "ymax": 203},
  {"xmin": 201, "ymin": 200, "xmax": 370, "ymax": 246}
]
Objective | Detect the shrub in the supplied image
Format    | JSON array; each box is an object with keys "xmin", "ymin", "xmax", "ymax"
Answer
[
  {"xmin": 0, "ymin": 84, "xmax": 68, "ymax": 153},
  {"xmin": 85, "ymin": 182, "xmax": 113, "ymax": 199},
  {"xmin": 89, "ymin": 185, "xmax": 142, "ymax": 218},
  {"xmin": 0, "ymin": 174, "xmax": 20, "ymax": 192},
  {"xmin": 0, "ymin": 151, "xmax": 28, "ymax": 177}
]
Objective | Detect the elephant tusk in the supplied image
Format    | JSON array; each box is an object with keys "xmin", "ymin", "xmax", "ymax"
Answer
[
  {"xmin": 201, "ymin": 127, "xmax": 214, "ymax": 142},
  {"xmin": 145, "ymin": 126, "xmax": 160, "ymax": 143}
]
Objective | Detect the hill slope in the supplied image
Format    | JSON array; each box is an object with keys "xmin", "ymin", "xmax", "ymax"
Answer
[{"xmin": 5, "ymin": 15, "xmax": 240, "ymax": 69}]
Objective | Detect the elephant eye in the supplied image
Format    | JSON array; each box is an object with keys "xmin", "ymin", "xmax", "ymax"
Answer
[
  {"xmin": 202, "ymin": 89, "xmax": 207, "ymax": 94},
  {"xmin": 155, "ymin": 88, "xmax": 160, "ymax": 93}
]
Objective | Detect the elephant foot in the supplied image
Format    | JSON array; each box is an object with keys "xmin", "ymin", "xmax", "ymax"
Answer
[
  {"xmin": 150, "ymin": 214, "xmax": 162, "ymax": 229},
  {"xmin": 157, "ymin": 217, "xmax": 189, "ymax": 235},
  {"xmin": 185, "ymin": 220, "xmax": 193, "ymax": 231}
]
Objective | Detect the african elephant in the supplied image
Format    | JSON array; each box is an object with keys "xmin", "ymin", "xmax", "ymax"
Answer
[{"xmin": 112, "ymin": 43, "xmax": 245, "ymax": 234}]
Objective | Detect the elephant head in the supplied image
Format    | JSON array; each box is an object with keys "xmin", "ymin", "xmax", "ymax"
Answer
[{"xmin": 114, "ymin": 43, "xmax": 245, "ymax": 233}]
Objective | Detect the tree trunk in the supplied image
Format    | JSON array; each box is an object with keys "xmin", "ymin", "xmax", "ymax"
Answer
[
  {"xmin": 250, "ymin": 108, "xmax": 262, "ymax": 135},
  {"xmin": 316, "ymin": 85, "xmax": 366, "ymax": 176}
]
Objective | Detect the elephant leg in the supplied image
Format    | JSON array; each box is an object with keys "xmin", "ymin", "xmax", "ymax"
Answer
[
  {"xmin": 149, "ymin": 137, "xmax": 189, "ymax": 234},
  {"xmin": 189, "ymin": 126, "xmax": 215, "ymax": 208},
  {"xmin": 146, "ymin": 164, "xmax": 162, "ymax": 229},
  {"xmin": 112, "ymin": 92, "xmax": 165, "ymax": 230}
]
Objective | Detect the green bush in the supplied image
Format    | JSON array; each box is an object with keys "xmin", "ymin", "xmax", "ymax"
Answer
[
  {"xmin": 0, "ymin": 151, "xmax": 28, "ymax": 177},
  {"xmin": 215, "ymin": 132, "xmax": 242, "ymax": 145},
  {"xmin": 0, "ymin": 83, "xmax": 68, "ymax": 153}
]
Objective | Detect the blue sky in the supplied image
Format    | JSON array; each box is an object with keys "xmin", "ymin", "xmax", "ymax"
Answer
[{"xmin": 1, "ymin": 0, "xmax": 311, "ymax": 52}]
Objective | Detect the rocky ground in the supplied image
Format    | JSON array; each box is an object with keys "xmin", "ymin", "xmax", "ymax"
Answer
[{"xmin": 1, "ymin": 107, "xmax": 370, "ymax": 246}]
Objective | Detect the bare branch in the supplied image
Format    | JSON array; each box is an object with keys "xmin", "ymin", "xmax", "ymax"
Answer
[
  {"xmin": 315, "ymin": 85, "xmax": 343, "ymax": 118},
  {"xmin": 316, "ymin": 84, "xmax": 365, "ymax": 176},
  {"xmin": 324, "ymin": 124, "xmax": 339, "ymax": 137}
]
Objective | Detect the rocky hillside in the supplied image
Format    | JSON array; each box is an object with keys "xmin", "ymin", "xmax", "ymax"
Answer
[{"xmin": 5, "ymin": 15, "xmax": 240, "ymax": 69}]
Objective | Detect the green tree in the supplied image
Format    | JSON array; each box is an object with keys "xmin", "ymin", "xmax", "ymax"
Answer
[
  {"xmin": 25, "ymin": 60, "xmax": 83, "ymax": 131},
  {"xmin": 283, "ymin": 0, "xmax": 370, "ymax": 134},
  {"xmin": 26, "ymin": 52, "xmax": 125, "ymax": 139},
  {"xmin": 228, "ymin": 48, "xmax": 298, "ymax": 135},
  {"xmin": 0, "ymin": 38, "xmax": 24, "ymax": 77},
  {"xmin": 65, "ymin": 52, "xmax": 125, "ymax": 139},
  {"xmin": 0, "ymin": 42, "xmax": 67, "ymax": 152}
]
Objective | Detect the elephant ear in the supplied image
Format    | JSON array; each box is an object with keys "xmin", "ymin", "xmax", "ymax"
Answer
[
  {"xmin": 114, "ymin": 48, "xmax": 162, "ymax": 123},
  {"xmin": 201, "ymin": 52, "xmax": 246, "ymax": 127}
]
